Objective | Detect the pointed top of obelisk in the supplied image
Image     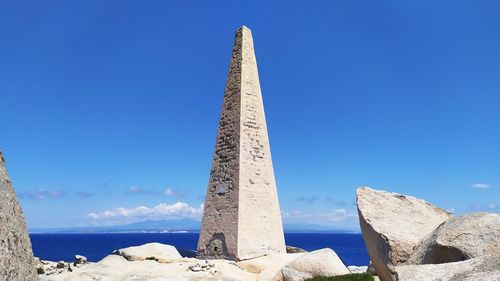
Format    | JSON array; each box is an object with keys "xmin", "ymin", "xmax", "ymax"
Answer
[
  {"xmin": 239, "ymin": 25, "xmax": 250, "ymax": 31},
  {"xmin": 236, "ymin": 25, "xmax": 252, "ymax": 38}
]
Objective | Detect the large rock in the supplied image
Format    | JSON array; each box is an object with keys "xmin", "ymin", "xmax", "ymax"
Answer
[
  {"xmin": 281, "ymin": 248, "xmax": 350, "ymax": 281},
  {"xmin": 356, "ymin": 187, "xmax": 451, "ymax": 281},
  {"xmin": 0, "ymin": 151, "xmax": 38, "ymax": 280},
  {"xmin": 408, "ymin": 212, "xmax": 500, "ymax": 264},
  {"xmin": 394, "ymin": 252, "xmax": 500, "ymax": 281},
  {"xmin": 113, "ymin": 242, "xmax": 182, "ymax": 262}
]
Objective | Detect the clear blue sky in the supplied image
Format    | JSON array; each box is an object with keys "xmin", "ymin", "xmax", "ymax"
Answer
[{"xmin": 1, "ymin": 1, "xmax": 498, "ymax": 230}]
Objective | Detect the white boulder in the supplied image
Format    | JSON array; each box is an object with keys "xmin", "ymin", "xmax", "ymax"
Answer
[
  {"xmin": 281, "ymin": 248, "xmax": 350, "ymax": 281},
  {"xmin": 356, "ymin": 187, "xmax": 451, "ymax": 281},
  {"xmin": 112, "ymin": 242, "xmax": 182, "ymax": 262},
  {"xmin": 408, "ymin": 212, "xmax": 500, "ymax": 264}
]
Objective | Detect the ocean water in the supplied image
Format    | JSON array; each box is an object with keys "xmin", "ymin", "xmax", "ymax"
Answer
[{"xmin": 30, "ymin": 233, "xmax": 369, "ymax": 266}]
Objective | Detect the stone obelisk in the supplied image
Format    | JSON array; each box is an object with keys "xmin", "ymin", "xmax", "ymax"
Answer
[
  {"xmin": 0, "ymin": 151, "xmax": 38, "ymax": 280},
  {"xmin": 197, "ymin": 26, "xmax": 286, "ymax": 261}
]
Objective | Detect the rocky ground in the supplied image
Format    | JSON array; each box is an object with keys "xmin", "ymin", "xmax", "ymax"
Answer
[{"xmin": 36, "ymin": 243, "xmax": 365, "ymax": 281}]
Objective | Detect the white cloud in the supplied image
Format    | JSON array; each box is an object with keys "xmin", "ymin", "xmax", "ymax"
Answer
[
  {"xmin": 164, "ymin": 187, "xmax": 184, "ymax": 197},
  {"xmin": 489, "ymin": 203, "xmax": 496, "ymax": 209},
  {"xmin": 88, "ymin": 202, "xmax": 204, "ymax": 220},
  {"xmin": 470, "ymin": 183, "xmax": 492, "ymax": 189}
]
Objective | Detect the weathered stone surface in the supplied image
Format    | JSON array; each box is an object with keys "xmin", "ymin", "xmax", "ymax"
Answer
[
  {"xmin": 36, "ymin": 243, "xmax": 366, "ymax": 281},
  {"xmin": 0, "ymin": 151, "xmax": 38, "ymax": 280},
  {"xmin": 408, "ymin": 212, "xmax": 500, "ymax": 264},
  {"xmin": 197, "ymin": 26, "xmax": 286, "ymax": 260},
  {"xmin": 36, "ymin": 259, "xmax": 72, "ymax": 275},
  {"xmin": 187, "ymin": 260, "xmax": 215, "ymax": 273},
  {"xmin": 394, "ymin": 253, "xmax": 500, "ymax": 281},
  {"xmin": 356, "ymin": 187, "xmax": 451, "ymax": 281},
  {"xmin": 39, "ymin": 254, "xmax": 258, "ymax": 281},
  {"xmin": 281, "ymin": 248, "xmax": 350, "ymax": 281},
  {"xmin": 282, "ymin": 267, "xmax": 313, "ymax": 281},
  {"xmin": 113, "ymin": 242, "xmax": 182, "ymax": 262},
  {"xmin": 237, "ymin": 253, "xmax": 304, "ymax": 281},
  {"xmin": 286, "ymin": 246, "xmax": 307, "ymax": 254}
]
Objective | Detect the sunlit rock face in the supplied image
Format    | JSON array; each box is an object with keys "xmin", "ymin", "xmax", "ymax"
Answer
[
  {"xmin": 394, "ymin": 253, "xmax": 500, "ymax": 281},
  {"xmin": 0, "ymin": 151, "xmax": 38, "ymax": 280},
  {"xmin": 356, "ymin": 186, "xmax": 451, "ymax": 281},
  {"xmin": 408, "ymin": 212, "xmax": 500, "ymax": 265}
]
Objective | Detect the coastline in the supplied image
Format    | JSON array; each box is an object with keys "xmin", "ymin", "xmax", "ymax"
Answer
[{"xmin": 30, "ymin": 232, "xmax": 370, "ymax": 266}]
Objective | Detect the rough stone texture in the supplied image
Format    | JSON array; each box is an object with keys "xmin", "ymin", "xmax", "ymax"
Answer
[
  {"xmin": 237, "ymin": 253, "xmax": 304, "ymax": 281},
  {"xmin": 286, "ymin": 246, "xmax": 307, "ymax": 254},
  {"xmin": 39, "ymin": 248, "xmax": 305, "ymax": 281},
  {"xmin": 36, "ymin": 259, "xmax": 73, "ymax": 275},
  {"xmin": 356, "ymin": 187, "xmax": 452, "ymax": 281},
  {"xmin": 408, "ymin": 212, "xmax": 500, "ymax": 264},
  {"xmin": 112, "ymin": 242, "xmax": 182, "ymax": 262},
  {"xmin": 197, "ymin": 26, "xmax": 286, "ymax": 261},
  {"xmin": 39, "ymin": 254, "xmax": 257, "ymax": 281},
  {"xmin": 394, "ymin": 253, "xmax": 500, "ymax": 281},
  {"xmin": 281, "ymin": 248, "xmax": 350, "ymax": 281},
  {"xmin": 282, "ymin": 267, "xmax": 313, "ymax": 281},
  {"xmin": 0, "ymin": 151, "xmax": 38, "ymax": 280}
]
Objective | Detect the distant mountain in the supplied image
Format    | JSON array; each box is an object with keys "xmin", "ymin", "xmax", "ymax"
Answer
[
  {"xmin": 109, "ymin": 219, "xmax": 200, "ymax": 231},
  {"xmin": 29, "ymin": 219, "xmax": 201, "ymax": 234},
  {"xmin": 30, "ymin": 219, "xmax": 356, "ymax": 234},
  {"xmin": 283, "ymin": 223, "xmax": 356, "ymax": 233}
]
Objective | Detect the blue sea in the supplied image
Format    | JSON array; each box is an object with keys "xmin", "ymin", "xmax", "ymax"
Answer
[{"xmin": 30, "ymin": 233, "xmax": 369, "ymax": 266}]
